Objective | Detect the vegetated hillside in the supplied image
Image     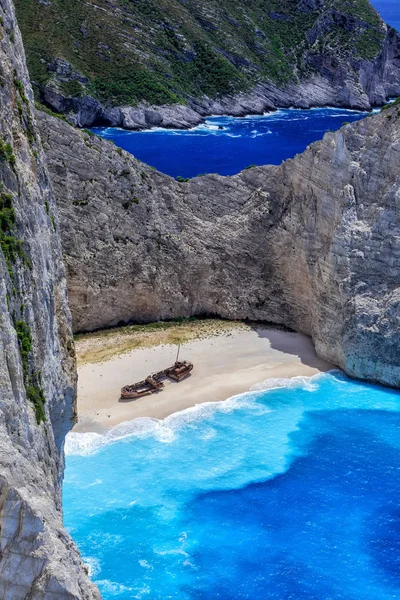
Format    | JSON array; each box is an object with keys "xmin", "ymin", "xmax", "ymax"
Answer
[
  {"xmin": 15, "ymin": 0, "xmax": 400, "ymax": 118},
  {"xmin": 38, "ymin": 102, "xmax": 400, "ymax": 388}
]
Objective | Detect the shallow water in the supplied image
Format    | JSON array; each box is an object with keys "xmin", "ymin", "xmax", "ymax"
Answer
[
  {"xmin": 64, "ymin": 372, "xmax": 400, "ymax": 599},
  {"xmin": 92, "ymin": 108, "xmax": 368, "ymax": 178}
]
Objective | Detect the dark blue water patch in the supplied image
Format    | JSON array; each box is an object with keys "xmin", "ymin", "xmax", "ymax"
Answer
[
  {"xmin": 92, "ymin": 108, "xmax": 368, "ymax": 179},
  {"xmin": 370, "ymin": 0, "xmax": 400, "ymax": 30},
  {"xmin": 64, "ymin": 373, "xmax": 400, "ymax": 599},
  {"xmin": 184, "ymin": 410, "xmax": 400, "ymax": 600}
]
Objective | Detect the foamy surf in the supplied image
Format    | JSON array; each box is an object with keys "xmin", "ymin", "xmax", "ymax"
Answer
[
  {"xmin": 250, "ymin": 373, "xmax": 323, "ymax": 392},
  {"xmin": 64, "ymin": 371, "xmax": 400, "ymax": 599},
  {"xmin": 91, "ymin": 107, "xmax": 368, "ymax": 178},
  {"xmin": 65, "ymin": 372, "xmax": 330, "ymax": 457}
]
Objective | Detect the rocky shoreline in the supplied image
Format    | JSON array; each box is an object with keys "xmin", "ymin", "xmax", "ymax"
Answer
[
  {"xmin": 41, "ymin": 68, "xmax": 400, "ymax": 131},
  {"xmin": 20, "ymin": 0, "xmax": 400, "ymax": 132}
]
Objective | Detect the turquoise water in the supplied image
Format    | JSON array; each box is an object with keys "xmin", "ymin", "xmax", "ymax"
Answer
[
  {"xmin": 64, "ymin": 372, "xmax": 400, "ymax": 599},
  {"xmin": 92, "ymin": 108, "xmax": 369, "ymax": 178}
]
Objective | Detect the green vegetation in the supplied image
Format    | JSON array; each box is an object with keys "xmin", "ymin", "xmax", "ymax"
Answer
[
  {"xmin": 0, "ymin": 183, "xmax": 45, "ymax": 423},
  {"xmin": 332, "ymin": 0, "xmax": 384, "ymax": 58},
  {"xmin": 74, "ymin": 318, "xmax": 248, "ymax": 364},
  {"xmin": 15, "ymin": 320, "xmax": 32, "ymax": 375},
  {"xmin": 168, "ymin": 39, "xmax": 248, "ymax": 98},
  {"xmin": 0, "ymin": 138, "xmax": 16, "ymax": 165},
  {"xmin": 0, "ymin": 191, "xmax": 15, "ymax": 231},
  {"xmin": 381, "ymin": 96, "xmax": 400, "ymax": 111},
  {"xmin": 14, "ymin": 0, "xmax": 388, "ymax": 108},
  {"xmin": 0, "ymin": 236, "xmax": 25, "ymax": 275},
  {"xmin": 355, "ymin": 27, "xmax": 384, "ymax": 59},
  {"xmin": 89, "ymin": 69, "xmax": 181, "ymax": 106},
  {"xmin": 14, "ymin": 78, "xmax": 28, "ymax": 104},
  {"xmin": 26, "ymin": 382, "xmax": 46, "ymax": 424},
  {"xmin": 176, "ymin": 176, "xmax": 190, "ymax": 182},
  {"xmin": 60, "ymin": 78, "xmax": 84, "ymax": 97},
  {"xmin": 34, "ymin": 101, "xmax": 67, "ymax": 122},
  {"xmin": 14, "ymin": 320, "xmax": 46, "ymax": 424},
  {"xmin": 0, "ymin": 188, "xmax": 28, "ymax": 276},
  {"xmin": 122, "ymin": 196, "xmax": 140, "ymax": 209},
  {"xmin": 334, "ymin": 0, "xmax": 382, "ymax": 27}
]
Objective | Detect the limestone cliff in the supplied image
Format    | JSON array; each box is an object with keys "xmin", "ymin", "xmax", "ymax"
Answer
[
  {"xmin": 15, "ymin": 0, "xmax": 400, "ymax": 129},
  {"xmin": 38, "ymin": 105, "xmax": 400, "ymax": 388},
  {"xmin": 0, "ymin": 0, "xmax": 100, "ymax": 597}
]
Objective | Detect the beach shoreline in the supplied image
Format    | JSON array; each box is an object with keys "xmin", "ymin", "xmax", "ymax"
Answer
[{"xmin": 74, "ymin": 324, "xmax": 333, "ymax": 433}]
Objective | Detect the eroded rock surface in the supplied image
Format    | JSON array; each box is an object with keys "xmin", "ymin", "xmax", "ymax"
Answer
[
  {"xmin": 38, "ymin": 104, "xmax": 400, "ymax": 388},
  {"xmin": 0, "ymin": 0, "xmax": 100, "ymax": 597}
]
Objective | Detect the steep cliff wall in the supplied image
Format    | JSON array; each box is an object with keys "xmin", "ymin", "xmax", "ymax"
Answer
[
  {"xmin": 38, "ymin": 104, "xmax": 400, "ymax": 388},
  {"xmin": 15, "ymin": 0, "xmax": 400, "ymax": 128},
  {"xmin": 0, "ymin": 1, "xmax": 100, "ymax": 597}
]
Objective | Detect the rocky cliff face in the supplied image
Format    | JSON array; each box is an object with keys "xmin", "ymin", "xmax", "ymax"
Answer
[
  {"xmin": 0, "ymin": 1, "xmax": 99, "ymax": 597},
  {"xmin": 38, "ymin": 104, "xmax": 400, "ymax": 388},
  {"xmin": 15, "ymin": 0, "xmax": 400, "ymax": 129}
]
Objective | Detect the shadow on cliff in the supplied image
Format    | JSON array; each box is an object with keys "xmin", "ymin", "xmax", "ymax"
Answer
[{"xmin": 250, "ymin": 325, "xmax": 334, "ymax": 372}]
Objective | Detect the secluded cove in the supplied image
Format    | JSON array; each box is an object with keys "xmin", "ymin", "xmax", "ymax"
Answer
[
  {"xmin": 66, "ymin": 323, "xmax": 400, "ymax": 599},
  {"xmin": 72, "ymin": 323, "xmax": 331, "ymax": 432},
  {"xmin": 92, "ymin": 107, "xmax": 369, "ymax": 178}
]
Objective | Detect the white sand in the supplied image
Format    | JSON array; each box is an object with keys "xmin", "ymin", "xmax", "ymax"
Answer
[{"xmin": 74, "ymin": 327, "xmax": 332, "ymax": 432}]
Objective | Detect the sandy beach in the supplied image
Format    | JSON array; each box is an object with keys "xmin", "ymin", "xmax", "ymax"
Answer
[{"xmin": 74, "ymin": 324, "xmax": 333, "ymax": 433}]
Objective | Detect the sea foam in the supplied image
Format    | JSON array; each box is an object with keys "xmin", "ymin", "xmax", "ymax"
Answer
[
  {"xmin": 65, "ymin": 373, "xmax": 325, "ymax": 457},
  {"xmin": 91, "ymin": 107, "xmax": 368, "ymax": 178},
  {"xmin": 63, "ymin": 371, "xmax": 400, "ymax": 599}
]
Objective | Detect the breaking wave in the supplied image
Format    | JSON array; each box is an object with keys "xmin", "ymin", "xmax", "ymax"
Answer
[
  {"xmin": 65, "ymin": 372, "xmax": 329, "ymax": 457},
  {"xmin": 91, "ymin": 107, "xmax": 368, "ymax": 178},
  {"xmin": 64, "ymin": 371, "xmax": 400, "ymax": 599}
]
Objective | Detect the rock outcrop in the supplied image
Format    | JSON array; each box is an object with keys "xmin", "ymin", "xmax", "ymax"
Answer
[
  {"xmin": 38, "ymin": 67, "xmax": 400, "ymax": 130},
  {"xmin": 0, "ymin": 1, "xmax": 100, "ymax": 598},
  {"xmin": 15, "ymin": 0, "xmax": 400, "ymax": 129},
  {"xmin": 38, "ymin": 104, "xmax": 400, "ymax": 388}
]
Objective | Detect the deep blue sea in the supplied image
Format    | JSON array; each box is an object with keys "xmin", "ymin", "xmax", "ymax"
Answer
[
  {"xmin": 64, "ymin": 372, "xmax": 400, "ymax": 599},
  {"xmin": 91, "ymin": 0, "xmax": 399, "ymax": 179},
  {"xmin": 371, "ymin": 0, "xmax": 400, "ymax": 30},
  {"xmin": 93, "ymin": 108, "xmax": 368, "ymax": 178}
]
